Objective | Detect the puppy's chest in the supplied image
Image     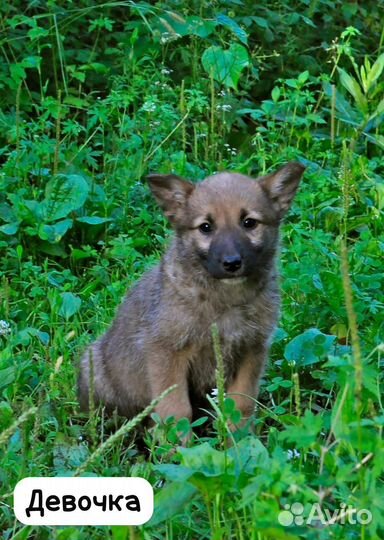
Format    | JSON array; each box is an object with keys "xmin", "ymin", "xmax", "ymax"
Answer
[
  {"xmin": 189, "ymin": 301, "xmax": 258, "ymax": 350},
  {"xmin": 186, "ymin": 307, "xmax": 255, "ymax": 391},
  {"xmin": 216, "ymin": 308, "xmax": 252, "ymax": 343},
  {"xmin": 178, "ymin": 292, "xmax": 276, "ymax": 393}
]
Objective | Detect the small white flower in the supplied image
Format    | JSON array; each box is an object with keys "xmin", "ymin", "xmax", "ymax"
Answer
[
  {"xmin": 224, "ymin": 145, "xmax": 237, "ymax": 156},
  {"xmin": 142, "ymin": 101, "xmax": 157, "ymax": 113},
  {"xmin": 161, "ymin": 67, "xmax": 173, "ymax": 75},
  {"xmin": 160, "ymin": 32, "xmax": 181, "ymax": 44},
  {"xmin": 216, "ymin": 104, "xmax": 232, "ymax": 112},
  {"xmin": 160, "ymin": 34, "xmax": 169, "ymax": 44},
  {"xmin": 287, "ymin": 449, "xmax": 301, "ymax": 460},
  {"xmin": 0, "ymin": 320, "xmax": 10, "ymax": 335}
]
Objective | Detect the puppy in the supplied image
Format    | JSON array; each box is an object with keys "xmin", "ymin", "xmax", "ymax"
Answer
[{"xmin": 78, "ymin": 162, "xmax": 305, "ymax": 426}]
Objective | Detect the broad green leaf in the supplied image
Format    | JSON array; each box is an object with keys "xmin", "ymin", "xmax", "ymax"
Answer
[
  {"xmin": 156, "ymin": 444, "xmax": 237, "ymax": 493},
  {"xmin": 23, "ymin": 199, "xmax": 44, "ymax": 221},
  {"xmin": 237, "ymin": 107, "xmax": 264, "ymax": 119},
  {"xmin": 184, "ymin": 16, "xmax": 216, "ymax": 38},
  {"xmin": 85, "ymin": 62, "xmax": 110, "ymax": 73},
  {"xmin": 271, "ymin": 86, "xmax": 281, "ymax": 102},
  {"xmin": 37, "ymin": 242, "xmax": 67, "ymax": 258},
  {"xmin": 364, "ymin": 132, "xmax": 384, "ymax": 149},
  {"xmin": 21, "ymin": 55, "xmax": 41, "ymax": 69},
  {"xmin": 0, "ymin": 222, "xmax": 19, "ymax": 235},
  {"xmin": 170, "ymin": 444, "xmax": 238, "ymax": 492},
  {"xmin": 252, "ymin": 16, "xmax": 269, "ymax": 29},
  {"xmin": 15, "ymin": 328, "xmax": 50, "ymax": 346},
  {"xmin": 367, "ymin": 97, "xmax": 384, "ymax": 123},
  {"xmin": 155, "ymin": 464, "xmax": 194, "ymax": 483},
  {"xmin": 70, "ymin": 248, "xmax": 97, "ymax": 261},
  {"xmin": 338, "ymin": 68, "xmax": 367, "ymax": 113},
  {"xmin": 161, "ymin": 15, "xmax": 216, "ymax": 39},
  {"xmin": 176, "ymin": 416, "xmax": 191, "ymax": 436},
  {"xmin": 228, "ymin": 436, "xmax": 269, "ymax": 475},
  {"xmin": 300, "ymin": 15, "xmax": 317, "ymax": 28},
  {"xmin": 0, "ymin": 366, "xmax": 16, "ymax": 389},
  {"xmin": 27, "ymin": 26, "xmax": 49, "ymax": 40},
  {"xmin": 298, "ymin": 70, "xmax": 309, "ymax": 84},
  {"xmin": 284, "ymin": 328, "xmax": 336, "ymax": 366},
  {"xmin": 366, "ymin": 52, "xmax": 384, "ymax": 91},
  {"xmin": 10, "ymin": 63, "xmax": 26, "ymax": 82},
  {"xmin": 59, "ymin": 292, "xmax": 82, "ymax": 320},
  {"xmin": 42, "ymin": 174, "xmax": 89, "ymax": 222},
  {"xmin": 216, "ymin": 14, "xmax": 248, "ymax": 44},
  {"xmin": 71, "ymin": 71, "xmax": 85, "ymax": 83},
  {"xmin": 323, "ymin": 82, "xmax": 361, "ymax": 123},
  {"xmin": 306, "ymin": 112, "xmax": 326, "ymax": 124},
  {"xmin": 76, "ymin": 216, "xmax": 111, "ymax": 225},
  {"xmin": 0, "ymin": 202, "xmax": 16, "ymax": 222},
  {"xmin": 149, "ymin": 481, "xmax": 197, "ymax": 526},
  {"xmin": 38, "ymin": 219, "xmax": 73, "ymax": 243},
  {"xmin": 202, "ymin": 44, "xmax": 249, "ymax": 89},
  {"xmin": 53, "ymin": 439, "xmax": 89, "ymax": 474},
  {"xmin": 0, "ymin": 401, "xmax": 13, "ymax": 431},
  {"xmin": 280, "ymin": 410, "xmax": 323, "ymax": 448}
]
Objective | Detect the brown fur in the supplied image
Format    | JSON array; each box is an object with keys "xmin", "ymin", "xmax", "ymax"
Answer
[{"xmin": 78, "ymin": 162, "xmax": 305, "ymax": 424}]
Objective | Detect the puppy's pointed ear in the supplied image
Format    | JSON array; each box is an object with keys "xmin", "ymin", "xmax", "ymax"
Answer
[
  {"xmin": 259, "ymin": 162, "xmax": 306, "ymax": 218},
  {"xmin": 147, "ymin": 174, "xmax": 195, "ymax": 224}
]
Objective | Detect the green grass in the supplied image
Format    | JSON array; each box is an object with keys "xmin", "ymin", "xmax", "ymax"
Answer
[{"xmin": 0, "ymin": 2, "xmax": 383, "ymax": 539}]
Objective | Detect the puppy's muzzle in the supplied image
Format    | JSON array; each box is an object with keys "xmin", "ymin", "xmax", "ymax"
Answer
[{"xmin": 222, "ymin": 254, "xmax": 242, "ymax": 274}]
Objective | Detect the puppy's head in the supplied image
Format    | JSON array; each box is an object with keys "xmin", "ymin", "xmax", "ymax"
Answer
[{"xmin": 148, "ymin": 162, "xmax": 305, "ymax": 281}]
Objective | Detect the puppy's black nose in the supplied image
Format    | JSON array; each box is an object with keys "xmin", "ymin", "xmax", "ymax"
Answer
[{"xmin": 222, "ymin": 255, "xmax": 242, "ymax": 273}]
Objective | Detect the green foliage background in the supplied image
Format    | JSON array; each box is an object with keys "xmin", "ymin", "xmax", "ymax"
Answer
[{"xmin": 0, "ymin": 1, "xmax": 383, "ymax": 539}]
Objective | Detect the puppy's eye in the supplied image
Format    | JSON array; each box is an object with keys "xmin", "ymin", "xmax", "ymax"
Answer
[
  {"xmin": 242, "ymin": 217, "xmax": 258, "ymax": 229},
  {"xmin": 198, "ymin": 222, "xmax": 213, "ymax": 234}
]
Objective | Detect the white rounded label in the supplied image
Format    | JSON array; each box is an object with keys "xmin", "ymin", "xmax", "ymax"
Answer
[{"xmin": 14, "ymin": 477, "xmax": 154, "ymax": 525}]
